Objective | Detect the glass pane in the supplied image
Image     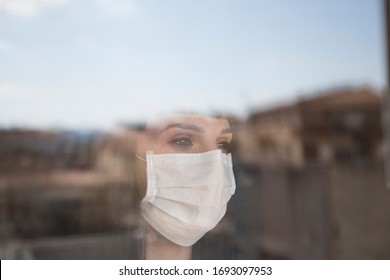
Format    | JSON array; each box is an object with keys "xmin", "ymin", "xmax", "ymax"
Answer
[{"xmin": 0, "ymin": 0, "xmax": 388, "ymax": 260}]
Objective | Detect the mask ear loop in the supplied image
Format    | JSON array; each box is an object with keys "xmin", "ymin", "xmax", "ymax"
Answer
[{"xmin": 136, "ymin": 155, "xmax": 146, "ymax": 162}]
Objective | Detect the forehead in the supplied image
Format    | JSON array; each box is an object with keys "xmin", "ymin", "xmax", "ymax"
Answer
[{"xmin": 147, "ymin": 114, "xmax": 230, "ymax": 131}]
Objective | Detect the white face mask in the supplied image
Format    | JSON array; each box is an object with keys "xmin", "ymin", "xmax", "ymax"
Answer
[{"xmin": 139, "ymin": 149, "xmax": 236, "ymax": 247}]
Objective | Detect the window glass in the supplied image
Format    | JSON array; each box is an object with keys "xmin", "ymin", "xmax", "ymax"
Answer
[{"xmin": 0, "ymin": 0, "xmax": 388, "ymax": 260}]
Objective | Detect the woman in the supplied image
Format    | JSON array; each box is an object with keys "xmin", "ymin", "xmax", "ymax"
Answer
[{"xmin": 135, "ymin": 113, "xmax": 236, "ymax": 259}]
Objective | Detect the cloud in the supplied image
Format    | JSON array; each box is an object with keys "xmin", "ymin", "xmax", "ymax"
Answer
[
  {"xmin": 0, "ymin": 0, "xmax": 138, "ymax": 20},
  {"xmin": 0, "ymin": 84, "xmax": 34, "ymax": 98},
  {"xmin": 96, "ymin": 0, "xmax": 138, "ymax": 20},
  {"xmin": 0, "ymin": 0, "xmax": 70, "ymax": 17},
  {"xmin": 0, "ymin": 39, "xmax": 13, "ymax": 52}
]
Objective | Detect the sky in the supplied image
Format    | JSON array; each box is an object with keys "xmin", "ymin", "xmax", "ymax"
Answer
[{"xmin": 0, "ymin": 0, "xmax": 387, "ymax": 130}]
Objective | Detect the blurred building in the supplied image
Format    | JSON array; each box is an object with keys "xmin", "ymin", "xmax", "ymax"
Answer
[
  {"xmin": 228, "ymin": 85, "xmax": 390, "ymax": 260},
  {"xmin": 0, "ymin": 129, "xmax": 97, "ymax": 174},
  {"xmin": 248, "ymin": 85, "xmax": 382, "ymax": 166},
  {"xmin": 0, "ymin": 128, "xmax": 142, "ymax": 259}
]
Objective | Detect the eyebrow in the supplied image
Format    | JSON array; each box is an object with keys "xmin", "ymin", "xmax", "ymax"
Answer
[
  {"xmin": 158, "ymin": 123, "xmax": 204, "ymax": 134},
  {"xmin": 158, "ymin": 123, "xmax": 232, "ymax": 135},
  {"xmin": 220, "ymin": 127, "xmax": 232, "ymax": 135}
]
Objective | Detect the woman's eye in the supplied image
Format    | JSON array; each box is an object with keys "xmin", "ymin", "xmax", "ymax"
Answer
[
  {"xmin": 217, "ymin": 141, "xmax": 230, "ymax": 153},
  {"xmin": 171, "ymin": 137, "xmax": 193, "ymax": 146}
]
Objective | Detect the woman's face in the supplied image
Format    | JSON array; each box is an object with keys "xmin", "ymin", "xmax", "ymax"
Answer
[{"xmin": 136, "ymin": 114, "xmax": 233, "ymax": 196}]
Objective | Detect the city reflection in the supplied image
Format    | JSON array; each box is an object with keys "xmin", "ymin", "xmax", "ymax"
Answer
[{"xmin": 1, "ymin": 85, "xmax": 390, "ymax": 259}]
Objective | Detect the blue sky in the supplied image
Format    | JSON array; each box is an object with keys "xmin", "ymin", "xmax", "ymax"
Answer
[{"xmin": 0, "ymin": 0, "xmax": 387, "ymax": 130}]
